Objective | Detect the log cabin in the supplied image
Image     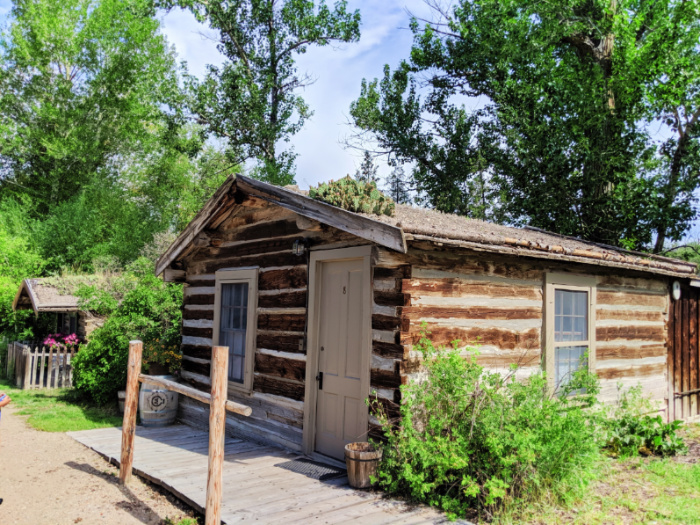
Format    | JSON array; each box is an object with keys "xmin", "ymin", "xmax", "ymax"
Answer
[
  {"xmin": 156, "ymin": 174, "xmax": 699, "ymax": 463},
  {"xmin": 13, "ymin": 278, "xmax": 104, "ymax": 340}
]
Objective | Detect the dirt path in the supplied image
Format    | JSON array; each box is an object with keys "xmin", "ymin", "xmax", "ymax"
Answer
[{"xmin": 0, "ymin": 407, "xmax": 197, "ymax": 525}]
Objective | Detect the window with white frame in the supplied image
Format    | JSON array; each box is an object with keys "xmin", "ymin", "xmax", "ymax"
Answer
[
  {"xmin": 545, "ymin": 274, "xmax": 596, "ymax": 393},
  {"xmin": 213, "ymin": 268, "xmax": 258, "ymax": 391}
]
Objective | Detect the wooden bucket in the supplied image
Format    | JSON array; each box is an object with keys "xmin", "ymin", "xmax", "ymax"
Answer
[
  {"xmin": 139, "ymin": 376, "xmax": 179, "ymax": 427},
  {"xmin": 344, "ymin": 442, "xmax": 383, "ymax": 489}
]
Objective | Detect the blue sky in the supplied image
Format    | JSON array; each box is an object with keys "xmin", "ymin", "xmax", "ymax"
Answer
[
  {"xmin": 158, "ymin": 1, "xmax": 433, "ymax": 189},
  {"xmin": 1, "ymin": 0, "xmax": 697, "ymax": 242}
]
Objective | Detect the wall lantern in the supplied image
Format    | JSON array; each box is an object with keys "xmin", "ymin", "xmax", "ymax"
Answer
[
  {"xmin": 672, "ymin": 281, "xmax": 682, "ymax": 301},
  {"xmin": 292, "ymin": 238, "xmax": 308, "ymax": 257}
]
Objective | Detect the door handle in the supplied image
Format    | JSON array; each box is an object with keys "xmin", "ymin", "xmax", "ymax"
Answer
[{"xmin": 316, "ymin": 371, "xmax": 323, "ymax": 390}]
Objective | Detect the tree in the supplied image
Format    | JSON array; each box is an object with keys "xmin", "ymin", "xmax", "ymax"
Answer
[
  {"xmin": 385, "ymin": 165, "xmax": 411, "ymax": 205},
  {"xmin": 354, "ymin": 151, "xmax": 379, "ymax": 184},
  {"xmin": 0, "ymin": 0, "xmax": 184, "ymax": 214},
  {"xmin": 0, "ymin": 0, "xmax": 231, "ymax": 271},
  {"xmin": 350, "ymin": 0, "xmax": 700, "ymax": 250},
  {"xmin": 166, "ymin": 0, "xmax": 361, "ymax": 185}
]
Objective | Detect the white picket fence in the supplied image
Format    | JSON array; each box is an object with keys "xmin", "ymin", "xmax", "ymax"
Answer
[{"xmin": 5, "ymin": 342, "xmax": 78, "ymax": 389}]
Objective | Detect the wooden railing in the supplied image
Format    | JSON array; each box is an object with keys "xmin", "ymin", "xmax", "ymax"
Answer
[
  {"xmin": 119, "ymin": 341, "xmax": 251, "ymax": 525},
  {"xmin": 5, "ymin": 342, "xmax": 77, "ymax": 389}
]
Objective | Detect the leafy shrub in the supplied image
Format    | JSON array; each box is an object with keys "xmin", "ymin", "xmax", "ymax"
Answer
[
  {"xmin": 72, "ymin": 258, "xmax": 182, "ymax": 405},
  {"xmin": 309, "ymin": 176, "xmax": 395, "ymax": 216},
  {"xmin": 605, "ymin": 385, "xmax": 686, "ymax": 457},
  {"xmin": 371, "ymin": 331, "xmax": 602, "ymax": 519}
]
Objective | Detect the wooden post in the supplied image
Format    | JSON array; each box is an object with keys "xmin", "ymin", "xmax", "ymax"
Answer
[
  {"xmin": 205, "ymin": 345, "xmax": 229, "ymax": 525},
  {"xmin": 23, "ymin": 347, "xmax": 32, "ymax": 390},
  {"xmin": 48, "ymin": 344, "xmax": 55, "ymax": 388},
  {"xmin": 119, "ymin": 340, "xmax": 142, "ymax": 485}
]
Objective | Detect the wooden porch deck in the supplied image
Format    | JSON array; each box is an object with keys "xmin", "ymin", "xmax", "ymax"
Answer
[{"xmin": 69, "ymin": 425, "xmax": 459, "ymax": 524}]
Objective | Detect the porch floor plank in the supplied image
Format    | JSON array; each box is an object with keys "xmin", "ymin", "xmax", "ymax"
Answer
[{"xmin": 68, "ymin": 424, "xmax": 464, "ymax": 524}]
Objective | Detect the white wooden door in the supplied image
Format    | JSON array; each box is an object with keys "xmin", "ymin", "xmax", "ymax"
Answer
[{"xmin": 314, "ymin": 258, "xmax": 368, "ymax": 460}]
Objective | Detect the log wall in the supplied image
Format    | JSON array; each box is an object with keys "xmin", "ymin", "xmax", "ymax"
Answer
[
  {"xmin": 595, "ymin": 275, "xmax": 668, "ymax": 408},
  {"xmin": 174, "ymin": 198, "xmax": 675, "ymax": 448},
  {"xmin": 376, "ymin": 241, "xmax": 670, "ymax": 413},
  {"xmin": 178, "ymin": 200, "xmax": 367, "ymax": 451}
]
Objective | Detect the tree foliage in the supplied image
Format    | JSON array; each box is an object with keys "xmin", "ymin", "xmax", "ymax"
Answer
[
  {"xmin": 0, "ymin": 0, "xmax": 232, "ymax": 273},
  {"xmin": 72, "ymin": 258, "xmax": 183, "ymax": 405},
  {"xmin": 350, "ymin": 0, "xmax": 700, "ymax": 250},
  {"xmin": 353, "ymin": 151, "xmax": 379, "ymax": 184},
  {"xmin": 164, "ymin": 0, "xmax": 361, "ymax": 185}
]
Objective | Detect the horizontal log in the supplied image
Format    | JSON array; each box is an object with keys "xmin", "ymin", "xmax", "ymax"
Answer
[
  {"xmin": 405, "ymin": 323, "xmax": 540, "ymax": 350},
  {"xmin": 185, "ymin": 294, "xmax": 215, "ymax": 306},
  {"xmin": 193, "ymin": 251, "xmax": 299, "ymax": 275},
  {"xmin": 259, "ymin": 266, "xmax": 307, "ymax": 290},
  {"xmin": 405, "ymin": 251, "xmax": 544, "ymax": 281},
  {"xmin": 201, "ymin": 237, "xmax": 295, "ymax": 260},
  {"xmin": 183, "ymin": 308, "xmax": 215, "ymax": 321},
  {"xmin": 372, "ymin": 340, "xmax": 405, "ymax": 360},
  {"xmin": 372, "ymin": 315, "xmax": 407, "ymax": 332},
  {"xmin": 253, "ymin": 374, "xmax": 305, "ymax": 401},
  {"xmin": 403, "ymin": 305, "xmax": 542, "ymax": 320},
  {"xmin": 597, "ymin": 291, "xmax": 666, "ymax": 308},
  {"xmin": 138, "ymin": 374, "xmax": 251, "ymax": 416},
  {"xmin": 374, "ymin": 291, "xmax": 410, "ymax": 307},
  {"xmin": 182, "ymin": 326, "xmax": 213, "ymax": 339},
  {"xmin": 373, "ymin": 266, "xmax": 411, "ymax": 280},
  {"xmin": 596, "ymin": 325, "xmax": 665, "ymax": 342},
  {"xmin": 597, "ymin": 275, "xmax": 668, "ymax": 293},
  {"xmin": 186, "ymin": 279, "xmax": 215, "ymax": 288},
  {"xmin": 257, "ymin": 333, "xmax": 305, "ymax": 354},
  {"xmin": 219, "ymin": 219, "xmax": 304, "ymax": 244},
  {"xmin": 181, "ymin": 345, "xmax": 212, "ymax": 360},
  {"xmin": 257, "ymin": 313, "xmax": 306, "ymax": 332},
  {"xmin": 596, "ymin": 344, "xmax": 666, "ymax": 361},
  {"xmin": 369, "ymin": 395, "xmax": 401, "ymax": 420},
  {"xmin": 596, "ymin": 363, "xmax": 666, "ymax": 381},
  {"xmin": 258, "ymin": 291, "xmax": 307, "ymax": 309},
  {"xmin": 179, "ymin": 372, "xmax": 211, "ymax": 392},
  {"xmin": 254, "ymin": 353, "xmax": 306, "ymax": 382},
  {"xmin": 371, "ymin": 368, "xmax": 401, "ymax": 389},
  {"xmin": 595, "ymin": 309, "xmax": 665, "ymax": 323},
  {"xmin": 181, "ymin": 358, "xmax": 211, "ymax": 377},
  {"xmin": 402, "ymin": 278, "xmax": 541, "ymax": 301}
]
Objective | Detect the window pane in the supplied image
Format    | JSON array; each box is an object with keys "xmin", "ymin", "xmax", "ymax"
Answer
[
  {"xmin": 555, "ymin": 345, "xmax": 587, "ymax": 393},
  {"xmin": 220, "ymin": 282, "xmax": 249, "ymax": 383},
  {"xmin": 554, "ymin": 289, "xmax": 588, "ymax": 342}
]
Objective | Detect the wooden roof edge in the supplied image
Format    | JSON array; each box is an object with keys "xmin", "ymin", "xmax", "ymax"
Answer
[
  {"xmin": 156, "ymin": 175, "xmax": 408, "ymax": 276},
  {"xmin": 235, "ymin": 176, "xmax": 407, "ymax": 254},
  {"xmin": 12, "ymin": 279, "xmax": 82, "ymax": 314},
  {"xmin": 155, "ymin": 176, "xmax": 237, "ymax": 276},
  {"xmin": 12, "ymin": 279, "xmax": 38, "ymax": 316},
  {"xmin": 409, "ymin": 234, "xmax": 696, "ymax": 279}
]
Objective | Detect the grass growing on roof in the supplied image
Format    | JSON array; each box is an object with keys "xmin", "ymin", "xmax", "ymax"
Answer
[{"xmin": 0, "ymin": 378, "xmax": 121, "ymax": 432}]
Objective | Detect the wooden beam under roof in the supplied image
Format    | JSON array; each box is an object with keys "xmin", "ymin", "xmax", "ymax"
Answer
[{"xmin": 155, "ymin": 175, "xmax": 407, "ymax": 277}]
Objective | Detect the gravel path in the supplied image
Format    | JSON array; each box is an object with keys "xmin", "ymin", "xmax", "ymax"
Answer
[{"xmin": 0, "ymin": 407, "xmax": 197, "ymax": 525}]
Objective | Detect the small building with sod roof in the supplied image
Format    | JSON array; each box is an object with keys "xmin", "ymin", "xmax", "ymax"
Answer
[
  {"xmin": 13, "ymin": 278, "xmax": 104, "ymax": 340},
  {"xmin": 156, "ymin": 174, "xmax": 700, "ymax": 462}
]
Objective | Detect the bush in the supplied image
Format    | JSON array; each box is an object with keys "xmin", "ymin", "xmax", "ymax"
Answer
[
  {"xmin": 604, "ymin": 385, "xmax": 686, "ymax": 457},
  {"xmin": 371, "ymin": 331, "xmax": 602, "ymax": 519},
  {"xmin": 72, "ymin": 258, "xmax": 182, "ymax": 405},
  {"xmin": 309, "ymin": 176, "xmax": 395, "ymax": 216}
]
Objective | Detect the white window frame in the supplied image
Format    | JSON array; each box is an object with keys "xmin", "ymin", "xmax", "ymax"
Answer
[
  {"xmin": 213, "ymin": 268, "xmax": 258, "ymax": 393},
  {"xmin": 544, "ymin": 273, "xmax": 597, "ymax": 392}
]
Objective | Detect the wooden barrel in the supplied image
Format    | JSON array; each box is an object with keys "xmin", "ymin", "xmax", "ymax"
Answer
[
  {"xmin": 139, "ymin": 375, "xmax": 179, "ymax": 427},
  {"xmin": 344, "ymin": 442, "xmax": 383, "ymax": 489}
]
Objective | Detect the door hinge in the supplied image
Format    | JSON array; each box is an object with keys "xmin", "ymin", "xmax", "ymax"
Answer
[{"xmin": 316, "ymin": 371, "xmax": 323, "ymax": 390}]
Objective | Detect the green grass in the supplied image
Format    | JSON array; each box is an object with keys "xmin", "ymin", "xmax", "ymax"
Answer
[
  {"xmin": 503, "ymin": 425, "xmax": 700, "ymax": 524},
  {"xmin": 0, "ymin": 378, "xmax": 122, "ymax": 432}
]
